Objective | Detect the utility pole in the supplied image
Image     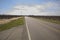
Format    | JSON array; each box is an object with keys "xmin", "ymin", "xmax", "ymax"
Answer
[{"xmin": 13, "ymin": 6, "xmax": 25, "ymax": 16}]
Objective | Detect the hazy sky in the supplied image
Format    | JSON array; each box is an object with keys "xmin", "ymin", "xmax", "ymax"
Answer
[{"xmin": 0, "ymin": 0, "xmax": 60, "ymax": 16}]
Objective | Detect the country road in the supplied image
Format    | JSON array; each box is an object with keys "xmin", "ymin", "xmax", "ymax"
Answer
[
  {"xmin": 25, "ymin": 17, "xmax": 60, "ymax": 40},
  {"xmin": 0, "ymin": 17, "xmax": 60, "ymax": 40}
]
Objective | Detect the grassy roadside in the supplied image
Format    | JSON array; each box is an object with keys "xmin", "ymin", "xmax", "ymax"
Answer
[
  {"xmin": 39, "ymin": 18, "xmax": 60, "ymax": 24},
  {"xmin": 32, "ymin": 17, "xmax": 60, "ymax": 24},
  {"xmin": 0, "ymin": 17, "xmax": 24, "ymax": 31}
]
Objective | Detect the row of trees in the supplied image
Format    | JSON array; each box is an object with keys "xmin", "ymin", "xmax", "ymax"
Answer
[
  {"xmin": 0, "ymin": 15, "xmax": 21, "ymax": 19},
  {"xmin": 30, "ymin": 16, "xmax": 60, "ymax": 20}
]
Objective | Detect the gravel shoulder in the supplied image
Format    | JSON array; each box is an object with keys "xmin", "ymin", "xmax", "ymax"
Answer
[{"xmin": 0, "ymin": 24, "xmax": 28, "ymax": 40}]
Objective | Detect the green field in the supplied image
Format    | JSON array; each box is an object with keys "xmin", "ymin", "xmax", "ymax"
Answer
[{"xmin": 0, "ymin": 17, "xmax": 24, "ymax": 31}]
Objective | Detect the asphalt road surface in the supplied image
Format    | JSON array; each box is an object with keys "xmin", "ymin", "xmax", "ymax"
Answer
[
  {"xmin": 0, "ymin": 25, "xmax": 28, "ymax": 40},
  {"xmin": 0, "ymin": 17, "xmax": 60, "ymax": 40},
  {"xmin": 25, "ymin": 17, "xmax": 60, "ymax": 40}
]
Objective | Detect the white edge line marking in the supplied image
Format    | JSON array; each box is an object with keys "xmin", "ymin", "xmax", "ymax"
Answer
[{"xmin": 25, "ymin": 17, "xmax": 31, "ymax": 40}]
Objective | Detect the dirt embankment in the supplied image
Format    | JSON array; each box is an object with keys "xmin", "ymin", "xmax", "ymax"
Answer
[{"xmin": 0, "ymin": 17, "xmax": 21, "ymax": 24}]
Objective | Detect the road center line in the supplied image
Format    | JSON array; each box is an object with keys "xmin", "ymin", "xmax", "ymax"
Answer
[{"xmin": 25, "ymin": 17, "xmax": 31, "ymax": 40}]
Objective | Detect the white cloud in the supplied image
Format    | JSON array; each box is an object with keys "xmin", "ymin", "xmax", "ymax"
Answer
[{"xmin": 6, "ymin": 2, "xmax": 60, "ymax": 16}]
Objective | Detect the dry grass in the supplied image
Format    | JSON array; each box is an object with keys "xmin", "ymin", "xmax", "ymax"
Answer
[
  {"xmin": 0, "ymin": 17, "xmax": 24, "ymax": 31},
  {"xmin": 0, "ymin": 17, "xmax": 21, "ymax": 24}
]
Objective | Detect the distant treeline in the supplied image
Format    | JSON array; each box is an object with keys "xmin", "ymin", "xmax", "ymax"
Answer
[
  {"xmin": 0, "ymin": 15, "xmax": 22, "ymax": 19},
  {"xmin": 30, "ymin": 16, "xmax": 60, "ymax": 20}
]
